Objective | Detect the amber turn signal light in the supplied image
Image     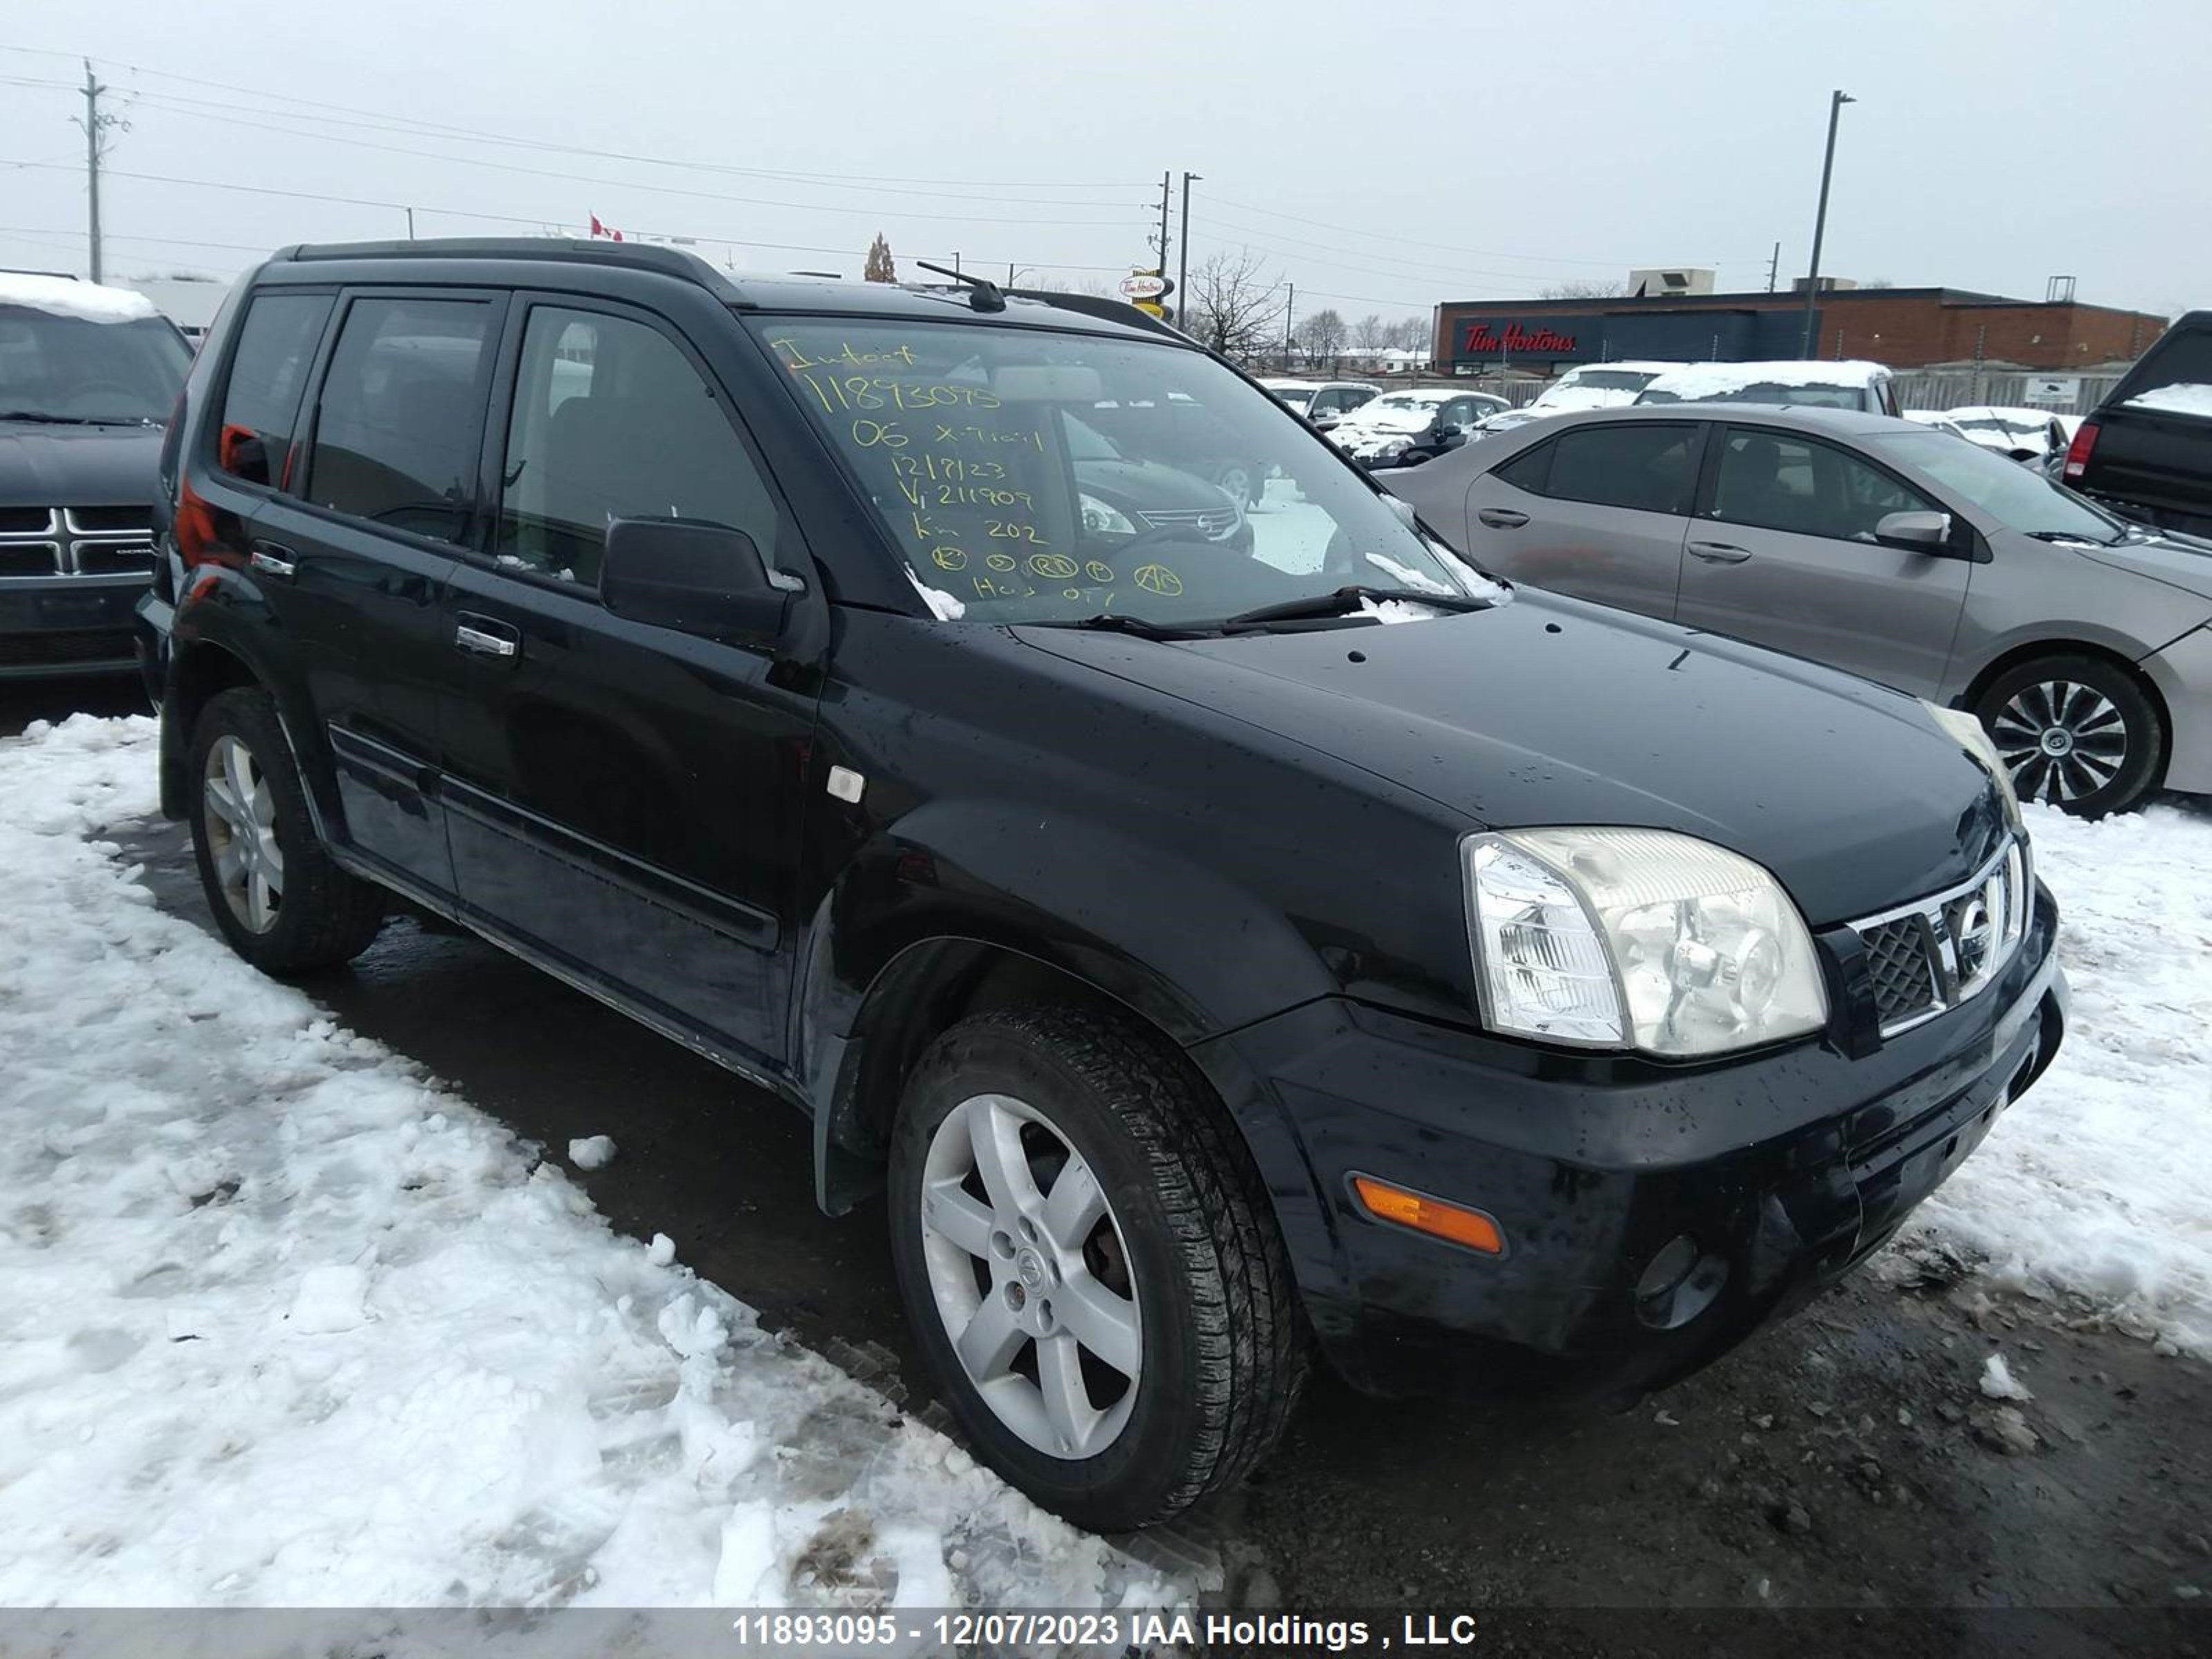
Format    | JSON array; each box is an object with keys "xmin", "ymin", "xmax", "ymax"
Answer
[{"xmin": 1351, "ymin": 1175, "xmax": 1504, "ymax": 1255}]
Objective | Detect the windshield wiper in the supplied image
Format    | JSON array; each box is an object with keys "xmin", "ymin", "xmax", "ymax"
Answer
[
  {"xmin": 0, "ymin": 410, "xmax": 106, "ymax": 425},
  {"xmin": 1221, "ymin": 585, "xmax": 1489, "ymax": 633},
  {"xmin": 1048, "ymin": 612, "xmax": 1210, "ymax": 641}
]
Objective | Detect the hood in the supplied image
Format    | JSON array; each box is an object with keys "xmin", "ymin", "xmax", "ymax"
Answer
[
  {"xmin": 1075, "ymin": 456, "xmax": 1238, "ymax": 512},
  {"xmin": 1337, "ymin": 402, "xmax": 1441, "ymax": 435},
  {"xmin": 2078, "ymin": 528, "xmax": 2212, "ymax": 603},
  {"xmin": 1018, "ymin": 591, "xmax": 2005, "ymax": 926},
  {"xmin": 0, "ymin": 422, "xmax": 164, "ymax": 508}
]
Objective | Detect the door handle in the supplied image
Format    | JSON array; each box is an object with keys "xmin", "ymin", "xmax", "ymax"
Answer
[
  {"xmin": 1688, "ymin": 541, "xmax": 1753, "ymax": 564},
  {"xmin": 1477, "ymin": 508, "xmax": 1529, "ymax": 529},
  {"xmin": 248, "ymin": 541, "xmax": 298, "ymax": 579},
  {"xmin": 453, "ymin": 615, "xmax": 521, "ymax": 659}
]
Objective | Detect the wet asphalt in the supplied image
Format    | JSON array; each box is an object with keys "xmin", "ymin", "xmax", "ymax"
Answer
[{"xmin": 6, "ymin": 675, "xmax": 2209, "ymax": 1652}]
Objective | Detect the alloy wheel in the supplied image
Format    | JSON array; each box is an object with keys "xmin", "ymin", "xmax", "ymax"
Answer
[
  {"xmin": 202, "ymin": 733, "xmax": 285, "ymax": 932},
  {"xmin": 1991, "ymin": 680, "xmax": 2129, "ymax": 805},
  {"xmin": 916, "ymin": 1092, "xmax": 1143, "ymax": 1460}
]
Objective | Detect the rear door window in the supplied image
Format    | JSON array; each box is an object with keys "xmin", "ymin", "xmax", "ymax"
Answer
[
  {"xmin": 1537, "ymin": 422, "xmax": 1703, "ymax": 514},
  {"xmin": 301, "ymin": 295, "xmax": 498, "ymax": 544},
  {"xmin": 215, "ymin": 291, "xmax": 335, "ymax": 488}
]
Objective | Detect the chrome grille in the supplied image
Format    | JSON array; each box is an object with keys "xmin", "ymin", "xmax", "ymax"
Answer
[
  {"xmin": 1848, "ymin": 839, "xmax": 2029, "ymax": 1038},
  {"xmin": 1135, "ymin": 505, "xmax": 1239, "ymax": 541},
  {"xmin": 0, "ymin": 507, "xmax": 154, "ymax": 579}
]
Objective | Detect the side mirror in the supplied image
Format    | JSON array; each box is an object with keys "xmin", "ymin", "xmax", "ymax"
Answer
[
  {"xmin": 1874, "ymin": 509, "xmax": 1953, "ymax": 553},
  {"xmin": 601, "ymin": 518, "xmax": 796, "ymax": 645}
]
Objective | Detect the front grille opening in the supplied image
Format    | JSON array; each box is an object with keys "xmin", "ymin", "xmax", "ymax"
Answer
[
  {"xmin": 0, "ymin": 506, "xmax": 52, "ymax": 536},
  {"xmin": 65, "ymin": 506, "xmax": 151, "ymax": 533},
  {"xmin": 0, "ymin": 543, "xmax": 61, "ymax": 577},
  {"xmin": 1862, "ymin": 916, "xmax": 1939, "ymax": 1030}
]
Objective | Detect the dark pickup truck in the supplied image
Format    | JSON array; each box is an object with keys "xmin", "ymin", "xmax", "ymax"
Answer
[{"xmin": 2065, "ymin": 310, "xmax": 2212, "ymax": 537}]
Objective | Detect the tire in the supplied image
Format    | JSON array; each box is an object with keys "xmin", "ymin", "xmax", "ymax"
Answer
[
  {"xmin": 187, "ymin": 686, "xmax": 386, "ymax": 974},
  {"xmin": 1973, "ymin": 654, "xmax": 2165, "ymax": 818},
  {"xmin": 888, "ymin": 1006, "xmax": 1304, "ymax": 1531}
]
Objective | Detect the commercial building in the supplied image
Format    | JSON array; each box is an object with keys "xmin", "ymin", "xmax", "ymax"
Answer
[{"xmin": 1432, "ymin": 285, "xmax": 2168, "ymax": 376}]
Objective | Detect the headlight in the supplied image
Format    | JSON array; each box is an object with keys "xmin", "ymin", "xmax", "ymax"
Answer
[
  {"xmin": 1922, "ymin": 701, "xmax": 2024, "ymax": 834},
  {"xmin": 1463, "ymin": 828, "xmax": 1829, "ymax": 1057},
  {"xmin": 1079, "ymin": 493, "xmax": 1135, "ymax": 536}
]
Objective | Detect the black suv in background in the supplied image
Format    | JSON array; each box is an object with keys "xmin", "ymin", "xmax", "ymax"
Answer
[
  {"xmin": 0, "ymin": 273, "xmax": 191, "ymax": 677},
  {"xmin": 2065, "ymin": 310, "xmax": 2212, "ymax": 536},
  {"xmin": 147, "ymin": 241, "xmax": 2063, "ymax": 1530}
]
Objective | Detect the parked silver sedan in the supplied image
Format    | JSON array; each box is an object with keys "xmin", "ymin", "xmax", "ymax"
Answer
[{"xmin": 1385, "ymin": 404, "xmax": 2212, "ymax": 816}]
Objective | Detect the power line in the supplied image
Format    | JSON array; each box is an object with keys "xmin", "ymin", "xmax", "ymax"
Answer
[{"xmin": 1206, "ymin": 191, "xmax": 1759, "ymax": 272}]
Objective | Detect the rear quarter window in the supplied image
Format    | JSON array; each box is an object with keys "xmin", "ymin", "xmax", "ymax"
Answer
[{"xmin": 215, "ymin": 292, "xmax": 335, "ymax": 489}]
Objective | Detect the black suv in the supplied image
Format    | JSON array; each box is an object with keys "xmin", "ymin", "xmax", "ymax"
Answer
[
  {"xmin": 147, "ymin": 241, "xmax": 2065, "ymax": 1531},
  {"xmin": 0, "ymin": 273, "xmax": 191, "ymax": 677},
  {"xmin": 2065, "ymin": 310, "xmax": 2212, "ymax": 536}
]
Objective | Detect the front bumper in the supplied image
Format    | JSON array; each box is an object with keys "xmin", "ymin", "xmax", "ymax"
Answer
[
  {"xmin": 1198, "ymin": 879, "xmax": 2065, "ymax": 1402},
  {"xmin": 0, "ymin": 573, "xmax": 149, "ymax": 678}
]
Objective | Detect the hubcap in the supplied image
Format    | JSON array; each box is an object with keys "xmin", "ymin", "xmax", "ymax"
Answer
[
  {"xmin": 1991, "ymin": 680, "xmax": 2127, "ymax": 805},
  {"xmin": 202, "ymin": 733, "xmax": 284, "ymax": 932},
  {"xmin": 917, "ymin": 1094, "xmax": 1143, "ymax": 1460}
]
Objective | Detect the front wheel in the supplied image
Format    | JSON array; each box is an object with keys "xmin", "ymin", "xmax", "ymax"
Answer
[
  {"xmin": 888, "ymin": 1006, "xmax": 1304, "ymax": 1531},
  {"xmin": 1974, "ymin": 655, "xmax": 2165, "ymax": 817},
  {"xmin": 187, "ymin": 687, "xmax": 386, "ymax": 973}
]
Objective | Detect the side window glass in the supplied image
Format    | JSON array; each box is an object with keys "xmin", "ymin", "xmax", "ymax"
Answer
[
  {"xmin": 1712, "ymin": 429, "xmax": 1936, "ymax": 541},
  {"xmin": 216, "ymin": 292, "xmax": 335, "ymax": 488},
  {"xmin": 1542, "ymin": 424, "xmax": 1698, "ymax": 514},
  {"xmin": 303, "ymin": 297, "xmax": 495, "ymax": 543},
  {"xmin": 1492, "ymin": 440, "xmax": 1553, "ymax": 494},
  {"xmin": 495, "ymin": 306, "xmax": 780, "ymax": 589}
]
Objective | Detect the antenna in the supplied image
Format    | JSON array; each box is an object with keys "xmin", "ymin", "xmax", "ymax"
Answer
[{"xmin": 915, "ymin": 260, "xmax": 1005, "ymax": 312}]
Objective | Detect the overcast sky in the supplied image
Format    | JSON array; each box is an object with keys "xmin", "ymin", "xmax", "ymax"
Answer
[{"xmin": 3, "ymin": 0, "xmax": 2206, "ymax": 325}]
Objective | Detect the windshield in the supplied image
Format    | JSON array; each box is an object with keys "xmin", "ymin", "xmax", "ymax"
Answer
[
  {"xmin": 1954, "ymin": 413, "xmax": 2042, "ymax": 439},
  {"xmin": 1268, "ymin": 387, "xmax": 1315, "ymax": 413},
  {"xmin": 1558, "ymin": 369, "xmax": 1656, "ymax": 393},
  {"xmin": 754, "ymin": 317, "xmax": 1488, "ymax": 626},
  {"xmin": 1638, "ymin": 380, "xmax": 1864, "ymax": 410},
  {"xmin": 1870, "ymin": 431, "xmax": 2124, "ymax": 542},
  {"xmin": 0, "ymin": 306, "xmax": 191, "ymax": 424}
]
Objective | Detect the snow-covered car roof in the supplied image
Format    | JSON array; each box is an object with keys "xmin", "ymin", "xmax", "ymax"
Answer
[
  {"xmin": 1557, "ymin": 360, "xmax": 1683, "ymax": 379},
  {"xmin": 2121, "ymin": 382, "xmax": 2212, "ymax": 419},
  {"xmin": 1636, "ymin": 359, "xmax": 1891, "ymax": 400},
  {"xmin": 0, "ymin": 271, "xmax": 161, "ymax": 324}
]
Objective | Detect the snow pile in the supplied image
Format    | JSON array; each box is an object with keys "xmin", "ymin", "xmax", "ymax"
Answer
[
  {"xmin": 0, "ymin": 271, "xmax": 161, "ymax": 324},
  {"xmin": 567, "ymin": 1135, "xmax": 617, "ymax": 1171},
  {"xmin": 1900, "ymin": 800, "xmax": 2212, "ymax": 1356},
  {"xmin": 0, "ymin": 716, "xmax": 1174, "ymax": 1607},
  {"xmin": 2121, "ymin": 382, "xmax": 2212, "ymax": 419}
]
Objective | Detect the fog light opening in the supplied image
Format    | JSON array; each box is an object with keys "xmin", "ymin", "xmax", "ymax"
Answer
[{"xmin": 1634, "ymin": 1233, "xmax": 1727, "ymax": 1331}]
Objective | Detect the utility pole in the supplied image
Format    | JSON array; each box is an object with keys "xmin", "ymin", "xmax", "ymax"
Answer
[
  {"xmin": 1765, "ymin": 241, "xmax": 1780, "ymax": 293},
  {"xmin": 1153, "ymin": 170, "xmax": 1172, "ymax": 279},
  {"xmin": 1177, "ymin": 171, "xmax": 1200, "ymax": 329},
  {"xmin": 1282, "ymin": 281, "xmax": 1295, "ymax": 370},
  {"xmin": 406, "ymin": 207, "xmax": 416, "ymax": 240},
  {"xmin": 79, "ymin": 59, "xmax": 108, "ymax": 283},
  {"xmin": 1797, "ymin": 88, "xmax": 1855, "ymax": 357}
]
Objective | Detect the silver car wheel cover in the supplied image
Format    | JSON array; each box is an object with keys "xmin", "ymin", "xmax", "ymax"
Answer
[
  {"xmin": 203, "ymin": 733, "xmax": 285, "ymax": 933},
  {"xmin": 1991, "ymin": 680, "xmax": 2128, "ymax": 804},
  {"xmin": 917, "ymin": 1092, "xmax": 1143, "ymax": 1461}
]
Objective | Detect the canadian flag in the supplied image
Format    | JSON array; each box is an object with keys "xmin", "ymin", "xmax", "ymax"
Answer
[{"xmin": 588, "ymin": 214, "xmax": 624, "ymax": 243}]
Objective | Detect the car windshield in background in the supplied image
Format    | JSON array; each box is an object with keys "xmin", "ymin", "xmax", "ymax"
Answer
[
  {"xmin": 1270, "ymin": 388, "xmax": 1315, "ymax": 411},
  {"xmin": 1637, "ymin": 381, "xmax": 1865, "ymax": 410},
  {"xmin": 0, "ymin": 306, "xmax": 191, "ymax": 424},
  {"xmin": 1562, "ymin": 370, "xmax": 1656, "ymax": 391},
  {"xmin": 1871, "ymin": 430, "xmax": 2125, "ymax": 543},
  {"xmin": 1956, "ymin": 415, "xmax": 2041, "ymax": 438},
  {"xmin": 753, "ymin": 318, "xmax": 1488, "ymax": 626}
]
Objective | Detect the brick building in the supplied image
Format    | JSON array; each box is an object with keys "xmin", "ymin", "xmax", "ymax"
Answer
[{"xmin": 1432, "ymin": 287, "xmax": 2167, "ymax": 375}]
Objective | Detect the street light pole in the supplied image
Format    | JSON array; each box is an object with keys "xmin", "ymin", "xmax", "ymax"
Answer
[
  {"xmin": 1798, "ymin": 88, "xmax": 1855, "ymax": 357},
  {"xmin": 1177, "ymin": 171, "xmax": 1200, "ymax": 330}
]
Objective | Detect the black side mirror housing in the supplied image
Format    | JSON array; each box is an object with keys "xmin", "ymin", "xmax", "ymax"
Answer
[{"xmin": 601, "ymin": 518, "xmax": 796, "ymax": 645}]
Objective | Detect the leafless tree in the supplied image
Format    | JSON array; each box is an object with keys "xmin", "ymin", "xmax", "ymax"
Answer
[
  {"xmin": 1352, "ymin": 312, "xmax": 1387, "ymax": 353},
  {"xmin": 863, "ymin": 234, "xmax": 896, "ymax": 283},
  {"xmin": 1300, "ymin": 308, "xmax": 1348, "ymax": 369},
  {"xmin": 1384, "ymin": 315, "xmax": 1431, "ymax": 354},
  {"xmin": 1537, "ymin": 278, "xmax": 1627, "ymax": 300},
  {"xmin": 1187, "ymin": 250, "xmax": 1286, "ymax": 365}
]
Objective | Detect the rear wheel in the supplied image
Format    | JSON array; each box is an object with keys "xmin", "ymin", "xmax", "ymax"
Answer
[
  {"xmin": 887, "ymin": 1006, "xmax": 1304, "ymax": 1530},
  {"xmin": 187, "ymin": 687, "xmax": 386, "ymax": 973},
  {"xmin": 1974, "ymin": 654, "xmax": 2164, "ymax": 817}
]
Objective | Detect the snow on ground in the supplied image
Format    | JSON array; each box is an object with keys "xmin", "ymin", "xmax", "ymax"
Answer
[
  {"xmin": 0, "ymin": 715, "xmax": 1178, "ymax": 1609},
  {"xmin": 1892, "ymin": 798, "xmax": 2212, "ymax": 1356}
]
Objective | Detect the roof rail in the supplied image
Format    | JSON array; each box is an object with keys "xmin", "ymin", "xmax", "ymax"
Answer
[
  {"xmin": 278, "ymin": 237, "xmax": 748, "ymax": 306},
  {"xmin": 1009, "ymin": 288, "xmax": 1192, "ymax": 345}
]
